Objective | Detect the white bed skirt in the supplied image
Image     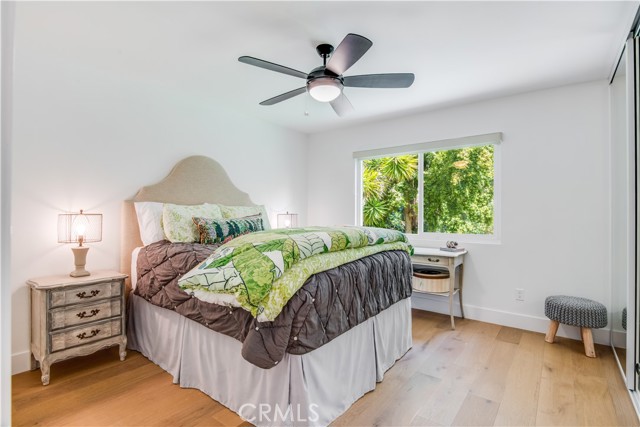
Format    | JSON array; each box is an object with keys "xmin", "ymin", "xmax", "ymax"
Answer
[{"xmin": 127, "ymin": 294, "xmax": 412, "ymax": 426}]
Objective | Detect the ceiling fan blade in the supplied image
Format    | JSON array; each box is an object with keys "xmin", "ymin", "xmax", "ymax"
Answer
[
  {"xmin": 238, "ymin": 56, "xmax": 308, "ymax": 80},
  {"xmin": 343, "ymin": 73, "xmax": 415, "ymax": 88},
  {"xmin": 259, "ymin": 87, "xmax": 307, "ymax": 106},
  {"xmin": 326, "ymin": 33, "xmax": 372, "ymax": 75},
  {"xmin": 330, "ymin": 93, "xmax": 354, "ymax": 117}
]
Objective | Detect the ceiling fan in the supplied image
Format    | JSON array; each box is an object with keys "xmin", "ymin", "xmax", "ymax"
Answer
[{"xmin": 238, "ymin": 33, "xmax": 415, "ymax": 117}]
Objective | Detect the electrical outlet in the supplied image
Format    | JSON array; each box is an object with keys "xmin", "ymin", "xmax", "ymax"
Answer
[{"xmin": 515, "ymin": 288, "xmax": 525, "ymax": 301}]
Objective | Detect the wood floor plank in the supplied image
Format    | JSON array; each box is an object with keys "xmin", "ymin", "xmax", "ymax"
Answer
[
  {"xmin": 415, "ymin": 363, "xmax": 477, "ymax": 426},
  {"xmin": 418, "ymin": 332, "xmax": 466, "ymax": 379},
  {"xmin": 211, "ymin": 406, "xmax": 248, "ymax": 427},
  {"xmin": 411, "ymin": 414, "xmax": 440, "ymax": 426},
  {"xmin": 569, "ymin": 339, "xmax": 607, "ymax": 379},
  {"xmin": 574, "ymin": 375, "xmax": 619, "ymax": 426},
  {"xmin": 493, "ymin": 331, "xmax": 544, "ymax": 426},
  {"xmin": 367, "ymin": 372, "xmax": 441, "ymax": 426},
  {"xmin": 458, "ymin": 319, "xmax": 502, "ymax": 339},
  {"xmin": 496, "ymin": 326, "xmax": 523, "ymax": 345},
  {"xmin": 536, "ymin": 337, "xmax": 579, "ymax": 426},
  {"xmin": 451, "ymin": 393, "xmax": 500, "ymax": 426},
  {"xmin": 418, "ymin": 324, "xmax": 515, "ymax": 426},
  {"xmin": 388, "ymin": 328, "xmax": 452, "ymax": 383},
  {"xmin": 454, "ymin": 323, "xmax": 500, "ymax": 370},
  {"xmin": 468, "ymin": 339, "xmax": 517, "ymax": 402}
]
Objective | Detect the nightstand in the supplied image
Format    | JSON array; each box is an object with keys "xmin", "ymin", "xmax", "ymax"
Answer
[
  {"xmin": 28, "ymin": 270, "xmax": 128, "ymax": 385},
  {"xmin": 411, "ymin": 248, "xmax": 467, "ymax": 330}
]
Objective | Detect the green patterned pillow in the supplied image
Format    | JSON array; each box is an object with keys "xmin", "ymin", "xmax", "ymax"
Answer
[
  {"xmin": 193, "ymin": 215, "xmax": 264, "ymax": 244},
  {"xmin": 162, "ymin": 203, "xmax": 223, "ymax": 243},
  {"xmin": 218, "ymin": 204, "xmax": 271, "ymax": 230}
]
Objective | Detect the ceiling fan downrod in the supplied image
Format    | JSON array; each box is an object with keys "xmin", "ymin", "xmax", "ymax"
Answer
[{"xmin": 316, "ymin": 44, "xmax": 334, "ymax": 66}]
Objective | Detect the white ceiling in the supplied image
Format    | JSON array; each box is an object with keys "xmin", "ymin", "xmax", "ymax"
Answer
[{"xmin": 21, "ymin": 1, "xmax": 640, "ymax": 134}]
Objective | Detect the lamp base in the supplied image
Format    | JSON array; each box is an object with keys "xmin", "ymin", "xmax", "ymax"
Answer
[{"xmin": 70, "ymin": 246, "xmax": 90, "ymax": 277}]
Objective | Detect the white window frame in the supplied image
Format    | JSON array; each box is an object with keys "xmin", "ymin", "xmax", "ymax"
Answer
[{"xmin": 354, "ymin": 132, "xmax": 502, "ymax": 245}]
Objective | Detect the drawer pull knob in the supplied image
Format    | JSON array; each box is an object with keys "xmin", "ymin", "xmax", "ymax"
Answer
[
  {"xmin": 76, "ymin": 290, "xmax": 100, "ymax": 299},
  {"xmin": 76, "ymin": 309, "xmax": 100, "ymax": 319},
  {"xmin": 427, "ymin": 258, "xmax": 440, "ymax": 262},
  {"xmin": 77, "ymin": 329, "xmax": 100, "ymax": 340}
]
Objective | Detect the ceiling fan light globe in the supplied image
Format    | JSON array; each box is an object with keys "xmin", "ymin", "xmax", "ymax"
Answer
[{"xmin": 308, "ymin": 78, "xmax": 343, "ymax": 103}]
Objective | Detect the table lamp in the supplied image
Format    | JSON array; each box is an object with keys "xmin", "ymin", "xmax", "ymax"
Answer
[
  {"xmin": 277, "ymin": 212, "xmax": 298, "ymax": 229},
  {"xmin": 58, "ymin": 210, "xmax": 102, "ymax": 277}
]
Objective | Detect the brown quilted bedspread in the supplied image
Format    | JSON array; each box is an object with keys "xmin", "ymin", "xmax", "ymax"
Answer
[{"xmin": 133, "ymin": 240, "xmax": 412, "ymax": 369}]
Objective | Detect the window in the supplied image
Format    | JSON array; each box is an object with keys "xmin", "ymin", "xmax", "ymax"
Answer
[{"xmin": 355, "ymin": 133, "xmax": 501, "ymax": 241}]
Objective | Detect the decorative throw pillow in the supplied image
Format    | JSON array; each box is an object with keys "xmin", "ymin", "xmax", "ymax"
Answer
[
  {"xmin": 218, "ymin": 204, "xmax": 271, "ymax": 230},
  {"xmin": 193, "ymin": 215, "xmax": 264, "ymax": 244},
  {"xmin": 134, "ymin": 201, "xmax": 165, "ymax": 246},
  {"xmin": 162, "ymin": 203, "xmax": 223, "ymax": 243}
]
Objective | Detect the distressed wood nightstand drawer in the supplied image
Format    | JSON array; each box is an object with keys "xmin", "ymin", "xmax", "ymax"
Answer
[
  {"xmin": 50, "ymin": 280, "xmax": 122, "ymax": 308},
  {"xmin": 50, "ymin": 318, "xmax": 122, "ymax": 353},
  {"xmin": 411, "ymin": 254, "xmax": 450, "ymax": 267},
  {"xmin": 50, "ymin": 298, "xmax": 122, "ymax": 331}
]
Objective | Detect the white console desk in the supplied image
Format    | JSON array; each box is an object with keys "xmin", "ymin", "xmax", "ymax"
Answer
[{"xmin": 411, "ymin": 247, "xmax": 467, "ymax": 329}]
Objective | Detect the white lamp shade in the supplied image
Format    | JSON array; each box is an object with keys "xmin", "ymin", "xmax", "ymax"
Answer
[
  {"xmin": 308, "ymin": 78, "xmax": 343, "ymax": 103},
  {"xmin": 277, "ymin": 212, "xmax": 298, "ymax": 229},
  {"xmin": 58, "ymin": 211, "xmax": 102, "ymax": 244}
]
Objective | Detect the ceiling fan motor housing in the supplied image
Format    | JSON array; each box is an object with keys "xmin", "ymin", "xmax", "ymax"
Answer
[
  {"xmin": 307, "ymin": 66, "xmax": 342, "ymax": 82},
  {"xmin": 306, "ymin": 66, "xmax": 344, "ymax": 102}
]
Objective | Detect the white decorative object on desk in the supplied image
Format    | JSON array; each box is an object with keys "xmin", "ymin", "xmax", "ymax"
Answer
[{"xmin": 440, "ymin": 240, "xmax": 465, "ymax": 252}]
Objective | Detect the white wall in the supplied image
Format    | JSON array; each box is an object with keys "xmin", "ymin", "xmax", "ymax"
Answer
[
  {"xmin": 307, "ymin": 81, "xmax": 611, "ymax": 342},
  {"xmin": 10, "ymin": 3, "xmax": 308, "ymax": 373}
]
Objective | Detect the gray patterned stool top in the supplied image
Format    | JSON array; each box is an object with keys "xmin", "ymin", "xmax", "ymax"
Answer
[{"xmin": 545, "ymin": 295, "xmax": 607, "ymax": 329}]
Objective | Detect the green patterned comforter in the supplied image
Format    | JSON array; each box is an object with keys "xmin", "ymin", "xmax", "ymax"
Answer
[{"xmin": 178, "ymin": 226, "xmax": 413, "ymax": 321}]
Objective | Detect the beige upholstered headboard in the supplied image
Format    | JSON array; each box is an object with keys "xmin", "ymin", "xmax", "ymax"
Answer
[{"xmin": 120, "ymin": 155, "xmax": 257, "ymax": 288}]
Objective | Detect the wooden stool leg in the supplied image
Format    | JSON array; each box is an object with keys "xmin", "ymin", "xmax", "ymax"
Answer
[
  {"xmin": 545, "ymin": 320, "xmax": 559, "ymax": 343},
  {"xmin": 581, "ymin": 327, "xmax": 596, "ymax": 358}
]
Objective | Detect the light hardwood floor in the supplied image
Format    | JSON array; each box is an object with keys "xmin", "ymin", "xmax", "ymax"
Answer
[{"xmin": 12, "ymin": 309, "xmax": 640, "ymax": 426}]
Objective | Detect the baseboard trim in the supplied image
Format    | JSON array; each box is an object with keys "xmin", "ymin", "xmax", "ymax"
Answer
[
  {"xmin": 12, "ymin": 350, "xmax": 31, "ymax": 374},
  {"xmin": 411, "ymin": 293, "xmax": 611, "ymax": 345},
  {"xmin": 611, "ymin": 329, "xmax": 627, "ymax": 349}
]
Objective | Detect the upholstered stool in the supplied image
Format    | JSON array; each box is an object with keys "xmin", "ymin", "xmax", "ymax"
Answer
[{"xmin": 544, "ymin": 295, "xmax": 607, "ymax": 358}]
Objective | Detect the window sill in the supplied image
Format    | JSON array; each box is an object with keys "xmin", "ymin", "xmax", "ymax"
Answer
[{"xmin": 408, "ymin": 234, "xmax": 501, "ymax": 248}]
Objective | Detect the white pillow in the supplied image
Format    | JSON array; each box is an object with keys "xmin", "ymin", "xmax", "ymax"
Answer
[
  {"xmin": 134, "ymin": 202, "xmax": 165, "ymax": 246},
  {"xmin": 162, "ymin": 203, "xmax": 224, "ymax": 243},
  {"xmin": 218, "ymin": 204, "xmax": 271, "ymax": 230}
]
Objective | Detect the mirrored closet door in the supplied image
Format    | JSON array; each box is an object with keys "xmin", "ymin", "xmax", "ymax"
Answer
[
  {"xmin": 611, "ymin": 28, "xmax": 640, "ymax": 403},
  {"xmin": 611, "ymin": 37, "xmax": 635, "ymax": 388}
]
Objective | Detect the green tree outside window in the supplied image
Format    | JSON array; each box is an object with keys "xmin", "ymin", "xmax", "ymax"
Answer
[{"xmin": 362, "ymin": 145, "xmax": 494, "ymax": 235}]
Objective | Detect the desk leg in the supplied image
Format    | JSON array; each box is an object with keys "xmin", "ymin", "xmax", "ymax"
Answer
[
  {"xmin": 458, "ymin": 263, "xmax": 465, "ymax": 319},
  {"xmin": 449, "ymin": 265, "xmax": 456, "ymax": 330}
]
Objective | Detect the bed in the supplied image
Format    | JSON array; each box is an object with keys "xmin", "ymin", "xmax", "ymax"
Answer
[{"xmin": 121, "ymin": 155, "xmax": 413, "ymax": 426}]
